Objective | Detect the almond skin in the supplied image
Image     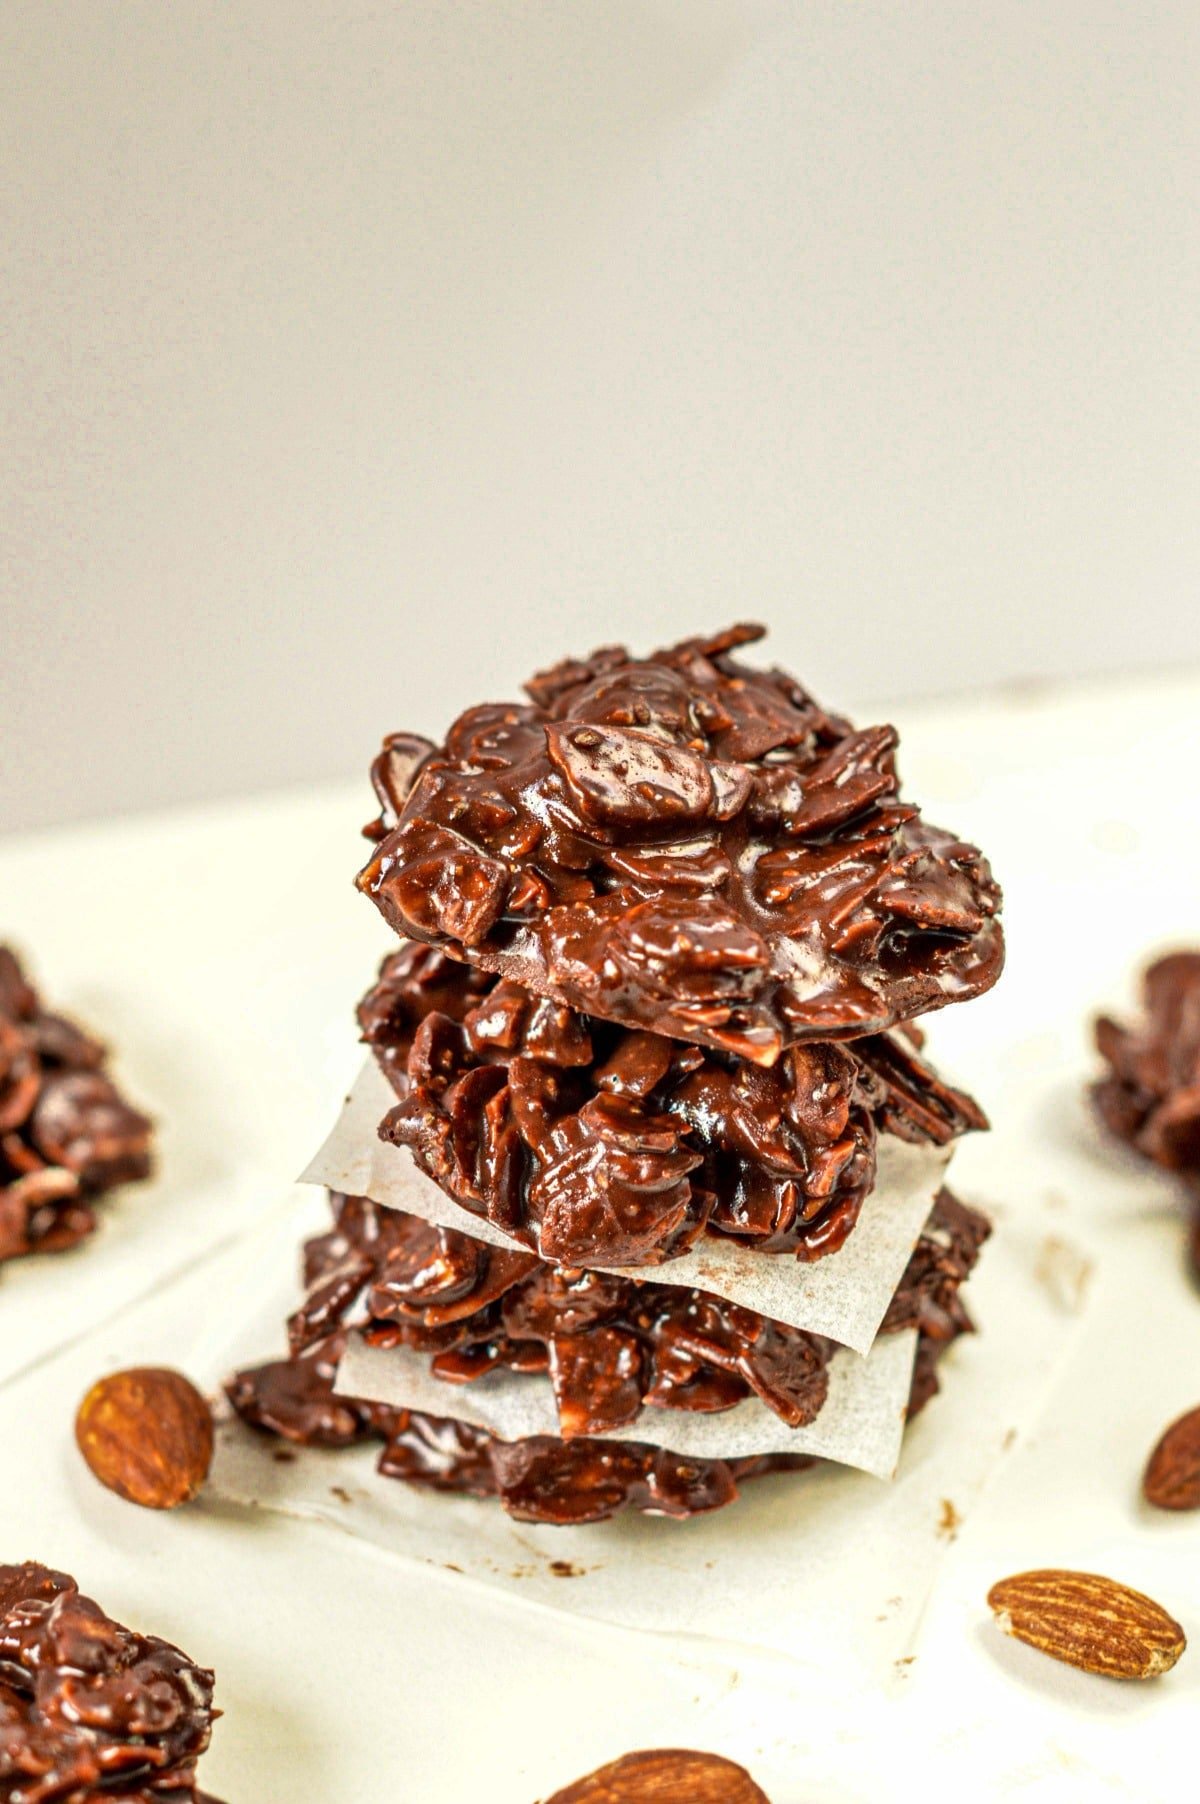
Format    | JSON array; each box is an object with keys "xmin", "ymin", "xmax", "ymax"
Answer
[
  {"xmin": 1144, "ymin": 1406, "xmax": 1200, "ymax": 1511},
  {"xmin": 76, "ymin": 1366, "xmax": 214, "ymax": 1509},
  {"xmin": 545, "ymin": 1749, "xmax": 770, "ymax": 1804},
  {"xmin": 988, "ymin": 1569, "xmax": 1186, "ymax": 1679}
]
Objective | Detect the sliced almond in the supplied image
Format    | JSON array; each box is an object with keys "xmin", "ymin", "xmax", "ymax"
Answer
[{"xmin": 988, "ymin": 1569, "xmax": 1185, "ymax": 1679}]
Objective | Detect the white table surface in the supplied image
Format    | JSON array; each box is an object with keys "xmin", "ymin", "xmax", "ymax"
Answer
[{"xmin": 1, "ymin": 670, "xmax": 1198, "ymax": 1802}]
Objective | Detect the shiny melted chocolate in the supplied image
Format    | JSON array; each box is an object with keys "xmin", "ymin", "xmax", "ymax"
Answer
[
  {"xmin": 0, "ymin": 1562, "xmax": 221, "ymax": 1803},
  {"xmin": 357, "ymin": 625, "xmax": 1003, "ymax": 1061},
  {"xmin": 227, "ymin": 1187, "xmax": 988, "ymax": 1524},
  {"xmin": 1094, "ymin": 950, "xmax": 1200, "ymax": 1285},
  {"xmin": 359, "ymin": 943, "xmax": 986, "ymax": 1267},
  {"xmin": 0, "ymin": 947, "xmax": 154, "ymax": 1267}
]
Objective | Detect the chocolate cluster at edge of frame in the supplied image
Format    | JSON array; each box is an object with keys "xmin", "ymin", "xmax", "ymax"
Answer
[
  {"xmin": 0, "ymin": 948, "xmax": 153, "ymax": 1268},
  {"xmin": 1094, "ymin": 950, "xmax": 1200, "ymax": 1281},
  {"xmin": 356, "ymin": 623, "xmax": 1004, "ymax": 1063},
  {"xmin": 226, "ymin": 1183, "xmax": 989, "ymax": 1524},
  {"xmin": 358, "ymin": 942, "xmax": 987, "ymax": 1267},
  {"xmin": 0, "ymin": 1561, "xmax": 223, "ymax": 1804}
]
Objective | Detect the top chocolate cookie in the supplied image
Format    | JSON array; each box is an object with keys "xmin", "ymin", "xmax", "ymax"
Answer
[{"xmin": 357, "ymin": 625, "xmax": 1003, "ymax": 1060}]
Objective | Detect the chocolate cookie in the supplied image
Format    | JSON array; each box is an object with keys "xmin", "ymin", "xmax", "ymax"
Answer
[
  {"xmin": 357, "ymin": 625, "xmax": 1003, "ymax": 1060},
  {"xmin": 359, "ymin": 943, "xmax": 985, "ymax": 1266},
  {"xmin": 0, "ymin": 948, "xmax": 153, "ymax": 1267},
  {"xmin": 228, "ymin": 1187, "xmax": 987, "ymax": 1522},
  {"xmin": 0, "ymin": 1561, "xmax": 221, "ymax": 1802}
]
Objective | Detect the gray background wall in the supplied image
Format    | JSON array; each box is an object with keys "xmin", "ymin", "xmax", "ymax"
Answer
[{"xmin": 3, "ymin": 2, "xmax": 1198, "ymax": 834}]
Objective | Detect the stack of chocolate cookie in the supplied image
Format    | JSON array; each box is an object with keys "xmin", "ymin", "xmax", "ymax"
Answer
[{"xmin": 230, "ymin": 625, "xmax": 1004, "ymax": 1523}]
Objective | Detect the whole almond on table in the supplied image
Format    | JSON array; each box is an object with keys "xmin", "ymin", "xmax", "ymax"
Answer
[
  {"xmin": 76, "ymin": 1366, "xmax": 214, "ymax": 1509},
  {"xmin": 1144, "ymin": 1405, "xmax": 1200, "ymax": 1511},
  {"xmin": 545, "ymin": 1749, "xmax": 770, "ymax": 1804},
  {"xmin": 987, "ymin": 1570, "xmax": 1186, "ymax": 1679}
]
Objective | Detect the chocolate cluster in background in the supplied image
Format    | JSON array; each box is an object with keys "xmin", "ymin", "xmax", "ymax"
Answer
[
  {"xmin": 231, "ymin": 625, "xmax": 1003, "ymax": 1522},
  {"xmin": 0, "ymin": 1562, "xmax": 222, "ymax": 1803},
  {"xmin": 1094, "ymin": 950, "xmax": 1200, "ymax": 1282},
  {"xmin": 0, "ymin": 948, "xmax": 153, "ymax": 1268}
]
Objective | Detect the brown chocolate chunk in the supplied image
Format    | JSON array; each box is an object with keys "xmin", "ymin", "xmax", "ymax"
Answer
[
  {"xmin": 360, "ymin": 943, "xmax": 985, "ymax": 1267},
  {"xmin": 0, "ymin": 1561, "xmax": 221, "ymax": 1801},
  {"xmin": 356, "ymin": 626, "xmax": 1003, "ymax": 1061},
  {"xmin": 227, "ymin": 1186, "xmax": 987, "ymax": 1523},
  {"xmin": 0, "ymin": 946, "xmax": 153, "ymax": 1268}
]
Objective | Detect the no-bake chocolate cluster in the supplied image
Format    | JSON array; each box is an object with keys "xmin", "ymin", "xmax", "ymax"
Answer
[
  {"xmin": 1094, "ymin": 951, "xmax": 1200, "ymax": 1283},
  {"xmin": 229, "ymin": 1183, "xmax": 988, "ymax": 1523},
  {"xmin": 0, "ymin": 949, "xmax": 153, "ymax": 1269},
  {"xmin": 0, "ymin": 1561, "xmax": 222, "ymax": 1803},
  {"xmin": 359, "ymin": 944, "xmax": 984, "ymax": 1266},
  {"xmin": 231, "ymin": 625, "xmax": 1003, "ymax": 1522}
]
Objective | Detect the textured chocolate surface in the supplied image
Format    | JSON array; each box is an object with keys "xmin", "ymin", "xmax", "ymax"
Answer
[
  {"xmin": 1095, "ymin": 951, "xmax": 1200, "ymax": 1288},
  {"xmin": 1095, "ymin": 952, "xmax": 1200, "ymax": 1174},
  {"xmin": 228, "ymin": 1187, "xmax": 987, "ymax": 1522},
  {"xmin": 289, "ymin": 1187, "xmax": 987, "ymax": 1437},
  {"xmin": 0, "ymin": 1561, "xmax": 220, "ymax": 1803},
  {"xmin": 0, "ymin": 949, "xmax": 153, "ymax": 1268},
  {"xmin": 356, "ymin": 626, "xmax": 1003, "ymax": 1060},
  {"xmin": 228, "ymin": 1337, "xmax": 955, "ymax": 1527},
  {"xmin": 360, "ymin": 943, "xmax": 985, "ymax": 1266}
]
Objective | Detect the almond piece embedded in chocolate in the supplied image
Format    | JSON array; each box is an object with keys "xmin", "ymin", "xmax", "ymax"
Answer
[
  {"xmin": 76, "ymin": 1366, "xmax": 214, "ymax": 1509},
  {"xmin": 544, "ymin": 1748, "xmax": 771, "ymax": 1804},
  {"xmin": 987, "ymin": 1569, "xmax": 1186, "ymax": 1679},
  {"xmin": 1144, "ymin": 1406, "xmax": 1200, "ymax": 1512}
]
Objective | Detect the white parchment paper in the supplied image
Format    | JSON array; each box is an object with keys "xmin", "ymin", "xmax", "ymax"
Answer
[
  {"xmin": 301, "ymin": 1060, "xmax": 954, "ymax": 1353},
  {"xmin": 204, "ymin": 1185, "xmax": 1087, "ymax": 1688},
  {"xmin": 335, "ymin": 1325, "xmax": 919, "ymax": 1477}
]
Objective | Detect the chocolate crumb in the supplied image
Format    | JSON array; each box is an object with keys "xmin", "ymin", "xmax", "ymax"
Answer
[{"xmin": 937, "ymin": 1498, "xmax": 961, "ymax": 1540}]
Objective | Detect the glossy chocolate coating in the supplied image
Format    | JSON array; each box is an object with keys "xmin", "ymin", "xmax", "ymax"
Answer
[
  {"xmin": 0, "ymin": 1561, "xmax": 220, "ymax": 1803},
  {"xmin": 293, "ymin": 1186, "xmax": 985, "ymax": 1437},
  {"xmin": 357, "ymin": 625, "xmax": 1003, "ymax": 1061},
  {"xmin": 359, "ymin": 943, "xmax": 985, "ymax": 1266},
  {"xmin": 228, "ymin": 1187, "xmax": 987, "ymax": 1522},
  {"xmin": 1095, "ymin": 952, "xmax": 1200, "ymax": 1288},
  {"xmin": 1094, "ymin": 952, "xmax": 1200, "ymax": 1173},
  {"xmin": 0, "ymin": 948, "xmax": 153, "ymax": 1268}
]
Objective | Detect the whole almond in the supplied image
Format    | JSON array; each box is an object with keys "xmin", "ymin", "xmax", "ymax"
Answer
[
  {"xmin": 1144, "ymin": 1405, "xmax": 1200, "ymax": 1511},
  {"xmin": 988, "ymin": 1569, "xmax": 1185, "ymax": 1679},
  {"xmin": 76, "ymin": 1366, "xmax": 214, "ymax": 1509},
  {"xmin": 545, "ymin": 1749, "xmax": 770, "ymax": 1804}
]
